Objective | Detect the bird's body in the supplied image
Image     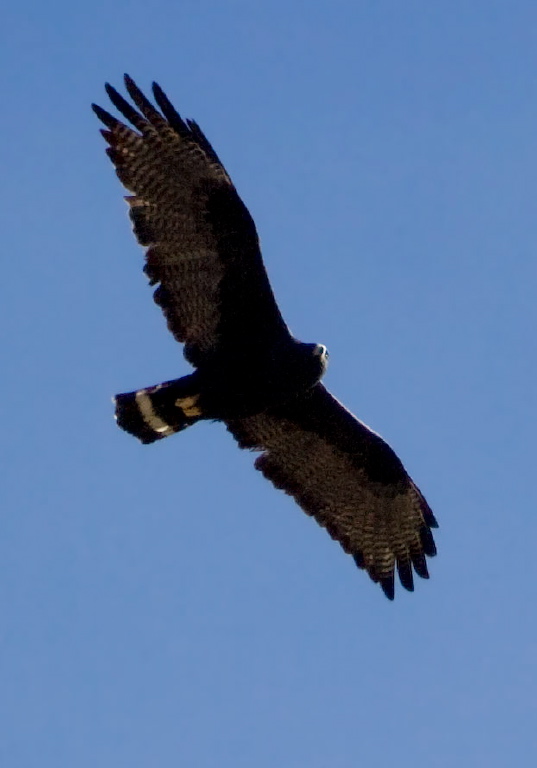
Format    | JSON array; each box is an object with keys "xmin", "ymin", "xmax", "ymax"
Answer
[{"xmin": 93, "ymin": 76, "xmax": 438, "ymax": 599}]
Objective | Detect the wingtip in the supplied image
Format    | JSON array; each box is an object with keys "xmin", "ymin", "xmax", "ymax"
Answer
[
  {"xmin": 151, "ymin": 80, "xmax": 164, "ymax": 97},
  {"xmin": 151, "ymin": 81, "xmax": 172, "ymax": 113},
  {"xmin": 397, "ymin": 560, "xmax": 415, "ymax": 593},
  {"xmin": 123, "ymin": 73, "xmax": 141, "ymax": 98},
  {"xmin": 123, "ymin": 73, "xmax": 137, "ymax": 97},
  {"xmin": 380, "ymin": 577, "xmax": 395, "ymax": 601},
  {"xmin": 91, "ymin": 102, "xmax": 117, "ymax": 128},
  {"xmin": 419, "ymin": 524, "xmax": 438, "ymax": 558},
  {"xmin": 104, "ymin": 82, "xmax": 125, "ymax": 111},
  {"xmin": 411, "ymin": 552, "xmax": 430, "ymax": 580},
  {"xmin": 353, "ymin": 553, "xmax": 396, "ymax": 600}
]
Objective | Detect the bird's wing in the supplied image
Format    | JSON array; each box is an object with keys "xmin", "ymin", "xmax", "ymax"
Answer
[
  {"xmin": 93, "ymin": 75, "xmax": 291, "ymax": 367},
  {"xmin": 226, "ymin": 383, "xmax": 437, "ymax": 599}
]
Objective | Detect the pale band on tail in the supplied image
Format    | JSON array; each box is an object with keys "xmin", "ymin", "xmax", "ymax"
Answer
[{"xmin": 114, "ymin": 376, "xmax": 201, "ymax": 444}]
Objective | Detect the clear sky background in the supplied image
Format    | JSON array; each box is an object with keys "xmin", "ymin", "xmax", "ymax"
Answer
[{"xmin": 1, "ymin": 2, "xmax": 536, "ymax": 766}]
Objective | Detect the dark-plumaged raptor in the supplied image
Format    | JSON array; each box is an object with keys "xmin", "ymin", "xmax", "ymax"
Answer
[{"xmin": 93, "ymin": 75, "xmax": 438, "ymax": 600}]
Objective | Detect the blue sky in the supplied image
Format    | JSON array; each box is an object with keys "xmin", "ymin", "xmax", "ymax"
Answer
[{"xmin": 2, "ymin": 1, "xmax": 536, "ymax": 766}]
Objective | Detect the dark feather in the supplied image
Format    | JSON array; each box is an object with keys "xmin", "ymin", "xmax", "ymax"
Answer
[
  {"xmin": 411, "ymin": 552, "xmax": 430, "ymax": 580},
  {"xmin": 397, "ymin": 560, "xmax": 415, "ymax": 593},
  {"xmin": 419, "ymin": 525, "xmax": 438, "ymax": 557},
  {"xmin": 91, "ymin": 103, "xmax": 120, "ymax": 130},
  {"xmin": 226, "ymin": 384, "xmax": 437, "ymax": 597},
  {"xmin": 94, "ymin": 75, "xmax": 291, "ymax": 366},
  {"xmin": 151, "ymin": 81, "xmax": 191, "ymax": 137},
  {"xmin": 123, "ymin": 74, "xmax": 166, "ymax": 125},
  {"xmin": 104, "ymin": 83, "xmax": 147, "ymax": 132},
  {"xmin": 380, "ymin": 573, "xmax": 395, "ymax": 601}
]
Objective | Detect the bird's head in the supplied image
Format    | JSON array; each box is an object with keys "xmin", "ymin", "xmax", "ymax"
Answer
[
  {"xmin": 313, "ymin": 343, "xmax": 329, "ymax": 372},
  {"xmin": 303, "ymin": 342, "xmax": 329, "ymax": 383}
]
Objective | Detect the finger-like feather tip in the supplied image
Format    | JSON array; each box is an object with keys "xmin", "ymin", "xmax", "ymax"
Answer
[{"xmin": 91, "ymin": 103, "xmax": 118, "ymax": 128}]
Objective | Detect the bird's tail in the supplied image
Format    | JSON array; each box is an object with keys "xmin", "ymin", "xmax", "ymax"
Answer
[{"xmin": 114, "ymin": 374, "xmax": 203, "ymax": 444}]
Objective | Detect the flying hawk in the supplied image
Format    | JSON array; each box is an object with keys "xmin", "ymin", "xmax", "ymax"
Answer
[{"xmin": 93, "ymin": 75, "xmax": 438, "ymax": 600}]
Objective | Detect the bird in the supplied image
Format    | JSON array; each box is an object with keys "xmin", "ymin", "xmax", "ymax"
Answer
[{"xmin": 93, "ymin": 75, "xmax": 438, "ymax": 600}]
